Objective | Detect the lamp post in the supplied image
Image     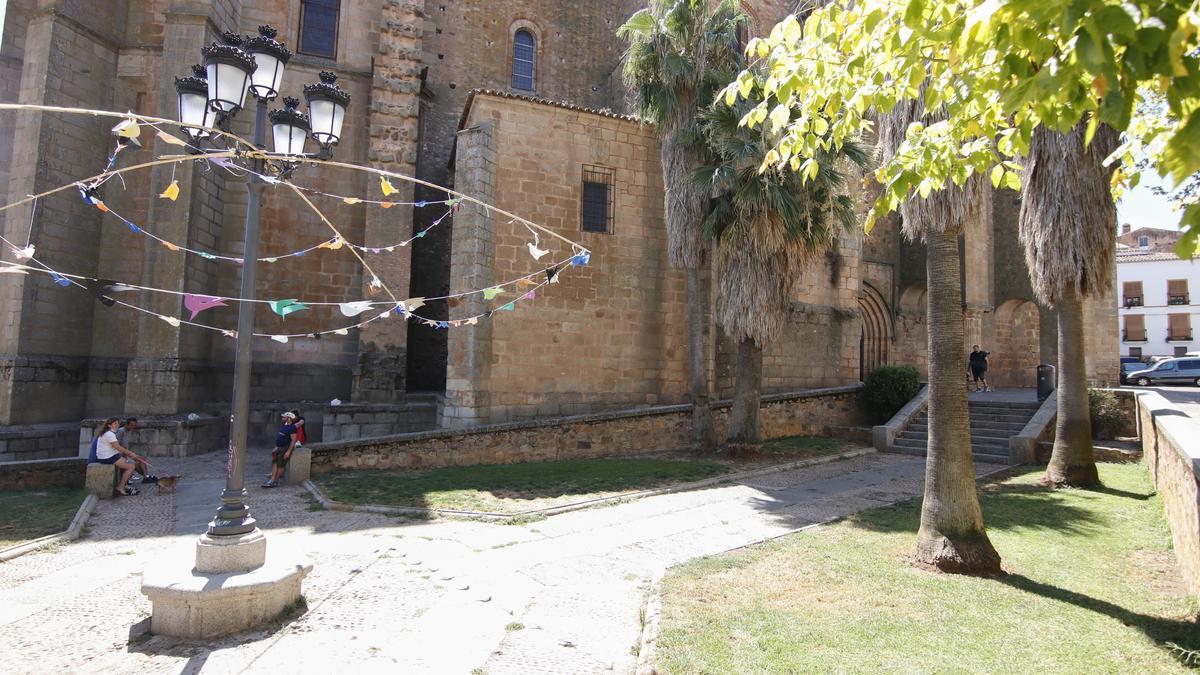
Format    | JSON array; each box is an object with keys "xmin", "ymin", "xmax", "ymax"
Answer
[{"xmin": 172, "ymin": 26, "xmax": 350, "ymax": 538}]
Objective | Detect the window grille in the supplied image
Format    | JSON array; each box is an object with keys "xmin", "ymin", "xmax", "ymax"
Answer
[
  {"xmin": 512, "ymin": 30, "xmax": 535, "ymax": 91},
  {"xmin": 1168, "ymin": 279, "xmax": 1189, "ymax": 305},
  {"xmin": 1168, "ymin": 313, "xmax": 1192, "ymax": 341},
  {"xmin": 580, "ymin": 166, "xmax": 614, "ymax": 234},
  {"xmin": 299, "ymin": 0, "xmax": 340, "ymax": 59},
  {"xmin": 1123, "ymin": 314, "xmax": 1146, "ymax": 342},
  {"xmin": 1122, "ymin": 281, "xmax": 1143, "ymax": 307}
]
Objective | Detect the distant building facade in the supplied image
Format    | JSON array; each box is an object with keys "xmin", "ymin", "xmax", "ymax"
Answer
[
  {"xmin": 0, "ymin": 1, "xmax": 1117, "ymax": 461},
  {"xmin": 1118, "ymin": 249, "xmax": 1199, "ymax": 358},
  {"xmin": 1118, "ymin": 224, "xmax": 1182, "ymax": 254}
]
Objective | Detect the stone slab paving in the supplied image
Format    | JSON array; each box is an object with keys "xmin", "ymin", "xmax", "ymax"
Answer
[
  {"xmin": 1148, "ymin": 385, "xmax": 1200, "ymax": 420},
  {"xmin": 0, "ymin": 450, "xmax": 996, "ymax": 674}
]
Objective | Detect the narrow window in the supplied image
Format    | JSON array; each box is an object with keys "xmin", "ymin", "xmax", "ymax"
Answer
[
  {"xmin": 299, "ymin": 0, "xmax": 340, "ymax": 59},
  {"xmin": 1123, "ymin": 314, "xmax": 1145, "ymax": 342},
  {"xmin": 1128, "ymin": 347, "xmax": 1142, "ymax": 358},
  {"xmin": 512, "ymin": 30, "xmax": 535, "ymax": 91},
  {"xmin": 1168, "ymin": 279, "xmax": 1189, "ymax": 305},
  {"xmin": 1122, "ymin": 281, "xmax": 1142, "ymax": 307},
  {"xmin": 580, "ymin": 165, "xmax": 614, "ymax": 234},
  {"xmin": 1138, "ymin": 235, "xmax": 1149, "ymax": 248},
  {"xmin": 1175, "ymin": 346, "xmax": 1189, "ymax": 357},
  {"xmin": 1168, "ymin": 313, "xmax": 1192, "ymax": 341}
]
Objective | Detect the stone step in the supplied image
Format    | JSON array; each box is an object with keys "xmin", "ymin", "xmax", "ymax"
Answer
[
  {"xmin": 906, "ymin": 420, "xmax": 1026, "ymax": 435},
  {"xmin": 888, "ymin": 444, "xmax": 1012, "ymax": 465},
  {"xmin": 969, "ymin": 413, "xmax": 1035, "ymax": 423},
  {"xmin": 967, "ymin": 419, "xmax": 1029, "ymax": 432},
  {"xmin": 968, "ymin": 401, "xmax": 1042, "ymax": 411}
]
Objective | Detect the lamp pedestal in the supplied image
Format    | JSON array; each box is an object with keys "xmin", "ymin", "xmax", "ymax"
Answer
[{"xmin": 141, "ymin": 530, "xmax": 311, "ymax": 639}]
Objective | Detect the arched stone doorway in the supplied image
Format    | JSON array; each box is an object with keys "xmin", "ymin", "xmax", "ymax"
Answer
[
  {"xmin": 858, "ymin": 283, "xmax": 894, "ymax": 381},
  {"xmin": 990, "ymin": 299, "xmax": 1040, "ymax": 387}
]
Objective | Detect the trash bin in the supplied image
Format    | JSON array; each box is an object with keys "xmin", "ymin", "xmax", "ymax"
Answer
[{"xmin": 1036, "ymin": 364, "xmax": 1056, "ymax": 401}]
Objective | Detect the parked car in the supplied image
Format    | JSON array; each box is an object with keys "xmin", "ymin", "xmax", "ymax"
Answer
[
  {"xmin": 1126, "ymin": 357, "xmax": 1200, "ymax": 386},
  {"xmin": 1120, "ymin": 360, "xmax": 1148, "ymax": 384}
]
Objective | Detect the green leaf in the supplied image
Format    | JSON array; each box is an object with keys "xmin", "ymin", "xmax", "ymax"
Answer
[
  {"xmin": 1084, "ymin": 114, "xmax": 1099, "ymax": 147},
  {"xmin": 1176, "ymin": 204, "xmax": 1200, "ymax": 258},
  {"xmin": 903, "ymin": 0, "xmax": 926, "ymax": 29},
  {"xmin": 618, "ymin": 9, "xmax": 655, "ymax": 37},
  {"xmin": 990, "ymin": 164, "xmax": 1005, "ymax": 187}
]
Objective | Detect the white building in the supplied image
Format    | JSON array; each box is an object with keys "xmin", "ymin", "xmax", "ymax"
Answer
[{"xmin": 1117, "ymin": 249, "xmax": 1200, "ymax": 358}]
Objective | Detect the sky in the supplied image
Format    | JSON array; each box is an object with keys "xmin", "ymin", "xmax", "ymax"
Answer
[{"xmin": 1117, "ymin": 170, "xmax": 1181, "ymax": 232}]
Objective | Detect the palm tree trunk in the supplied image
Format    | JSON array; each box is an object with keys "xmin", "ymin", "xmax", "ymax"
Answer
[
  {"xmin": 916, "ymin": 229, "xmax": 1002, "ymax": 574},
  {"xmin": 727, "ymin": 336, "xmax": 762, "ymax": 446},
  {"xmin": 1044, "ymin": 287, "xmax": 1100, "ymax": 487},
  {"xmin": 686, "ymin": 268, "xmax": 716, "ymax": 451}
]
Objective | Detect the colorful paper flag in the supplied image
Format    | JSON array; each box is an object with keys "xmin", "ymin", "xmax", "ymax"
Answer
[
  {"xmin": 271, "ymin": 335, "xmax": 289, "ymax": 344},
  {"xmin": 269, "ymin": 299, "xmax": 308, "ymax": 318},
  {"xmin": 159, "ymin": 180, "xmax": 180, "ymax": 201},
  {"xmin": 380, "ymin": 176, "xmax": 398, "ymax": 196},
  {"xmin": 159, "ymin": 315, "xmax": 181, "ymax": 327},
  {"xmin": 482, "ymin": 287, "xmax": 502, "ymax": 300},
  {"xmin": 338, "ymin": 301, "xmax": 374, "ymax": 317},
  {"xmin": 183, "ymin": 294, "xmax": 228, "ymax": 320},
  {"xmin": 528, "ymin": 242, "xmax": 549, "ymax": 260}
]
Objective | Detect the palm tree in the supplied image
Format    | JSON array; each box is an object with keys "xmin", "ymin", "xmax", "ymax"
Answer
[
  {"xmin": 619, "ymin": 0, "xmax": 745, "ymax": 451},
  {"xmin": 1019, "ymin": 121, "xmax": 1118, "ymax": 488},
  {"xmin": 879, "ymin": 97, "xmax": 1002, "ymax": 574},
  {"xmin": 696, "ymin": 100, "xmax": 869, "ymax": 448}
]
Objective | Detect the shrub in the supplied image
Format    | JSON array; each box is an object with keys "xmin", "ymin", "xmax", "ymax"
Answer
[
  {"xmin": 862, "ymin": 365, "xmax": 921, "ymax": 423},
  {"xmin": 1088, "ymin": 388, "xmax": 1126, "ymax": 440}
]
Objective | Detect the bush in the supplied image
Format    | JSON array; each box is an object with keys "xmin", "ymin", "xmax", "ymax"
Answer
[
  {"xmin": 862, "ymin": 365, "xmax": 921, "ymax": 423},
  {"xmin": 1088, "ymin": 389, "xmax": 1126, "ymax": 440}
]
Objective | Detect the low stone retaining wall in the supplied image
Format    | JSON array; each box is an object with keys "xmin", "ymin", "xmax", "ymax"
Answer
[
  {"xmin": 80, "ymin": 415, "xmax": 228, "ymax": 458},
  {"xmin": 0, "ymin": 423, "xmax": 79, "ymax": 462},
  {"xmin": 309, "ymin": 385, "xmax": 865, "ymax": 474},
  {"xmin": 0, "ymin": 457, "xmax": 86, "ymax": 491},
  {"xmin": 1136, "ymin": 392, "xmax": 1200, "ymax": 601},
  {"xmin": 322, "ymin": 400, "xmax": 439, "ymax": 442}
]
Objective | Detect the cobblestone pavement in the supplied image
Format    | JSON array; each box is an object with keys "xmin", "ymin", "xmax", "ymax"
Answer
[{"xmin": 0, "ymin": 450, "xmax": 994, "ymax": 674}]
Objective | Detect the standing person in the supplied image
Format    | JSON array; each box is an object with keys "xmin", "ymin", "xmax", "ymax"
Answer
[
  {"xmin": 263, "ymin": 411, "xmax": 298, "ymax": 488},
  {"xmin": 94, "ymin": 417, "xmax": 139, "ymax": 496},
  {"xmin": 968, "ymin": 344, "xmax": 992, "ymax": 393},
  {"xmin": 114, "ymin": 418, "xmax": 158, "ymax": 483}
]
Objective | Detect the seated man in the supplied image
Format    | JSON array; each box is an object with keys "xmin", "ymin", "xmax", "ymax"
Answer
[
  {"xmin": 93, "ymin": 416, "xmax": 140, "ymax": 496},
  {"xmin": 114, "ymin": 418, "xmax": 157, "ymax": 483}
]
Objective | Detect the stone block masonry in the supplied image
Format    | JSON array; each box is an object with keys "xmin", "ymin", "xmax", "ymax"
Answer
[
  {"xmin": 311, "ymin": 385, "xmax": 865, "ymax": 473},
  {"xmin": 0, "ymin": 457, "xmax": 85, "ymax": 491},
  {"xmin": 1137, "ymin": 392, "xmax": 1200, "ymax": 601}
]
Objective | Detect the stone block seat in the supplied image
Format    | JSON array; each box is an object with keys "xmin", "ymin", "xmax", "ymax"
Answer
[{"xmin": 85, "ymin": 462, "xmax": 119, "ymax": 499}]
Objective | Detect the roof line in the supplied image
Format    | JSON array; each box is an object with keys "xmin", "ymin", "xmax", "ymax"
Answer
[{"xmin": 458, "ymin": 88, "xmax": 646, "ymax": 131}]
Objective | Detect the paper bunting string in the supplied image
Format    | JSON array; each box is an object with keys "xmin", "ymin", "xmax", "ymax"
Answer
[
  {"xmin": 156, "ymin": 129, "xmax": 188, "ymax": 147},
  {"xmin": 50, "ymin": 273, "xmax": 71, "ymax": 287},
  {"xmin": 269, "ymin": 299, "xmax": 309, "ymax": 318},
  {"xmin": 334, "ymin": 328, "xmax": 349, "ymax": 336},
  {"xmin": 522, "ymin": 291, "xmax": 536, "ymax": 301},
  {"xmin": 380, "ymin": 177, "xmax": 398, "ymax": 196},
  {"xmin": 0, "ymin": 266, "xmax": 28, "ymax": 275},
  {"xmin": 13, "ymin": 245, "xmax": 34, "ymax": 260},
  {"xmin": 111, "ymin": 118, "xmax": 141, "ymax": 147},
  {"xmin": 159, "ymin": 315, "xmax": 181, "ymax": 327},
  {"xmin": 318, "ymin": 238, "xmax": 345, "ymax": 250},
  {"xmin": 343, "ymin": 197, "xmax": 361, "ymax": 205},
  {"xmin": 571, "ymin": 251, "xmax": 591, "ymax": 267},
  {"xmin": 271, "ymin": 335, "xmax": 289, "ymax": 344},
  {"xmin": 498, "ymin": 302, "xmax": 516, "ymax": 311},
  {"xmin": 482, "ymin": 287, "xmax": 502, "ymax": 300},
  {"xmin": 398, "ymin": 297, "xmax": 426, "ymax": 313},
  {"xmin": 159, "ymin": 180, "xmax": 180, "ymax": 201},
  {"xmin": 84, "ymin": 279, "xmax": 119, "ymax": 307},
  {"xmin": 184, "ymin": 294, "xmax": 228, "ymax": 320},
  {"xmin": 338, "ymin": 301, "xmax": 374, "ymax": 317}
]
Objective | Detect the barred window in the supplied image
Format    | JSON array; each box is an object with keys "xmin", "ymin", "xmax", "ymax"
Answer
[
  {"xmin": 1122, "ymin": 281, "xmax": 1143, "ymax": 307},
  {"xmin": 1168, "ymin": 279, "xmax": 1189, "ymax": 305},
  {"xmin": 1123, "ymin": 314, "xmax": 1145, "ymax": 342},
  {"xmin": 512, "ymin": 30, "xmax": 535, "ymax": 91},
  {"xmin": 299, "ymin": 0, "xmax": 340, "ymax": 59},
  {"xmin": 580, "ymin": 166, "xmax": 614, "ymax": 234}
]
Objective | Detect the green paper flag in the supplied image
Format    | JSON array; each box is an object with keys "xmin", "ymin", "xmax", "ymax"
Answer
[
  {"xmin": 269, "ymin": 299, "xmax": 309, "ymax": 318},
  {"xmin": 482, "ymin": 287, "xmax": 502, "ymax": 300}
]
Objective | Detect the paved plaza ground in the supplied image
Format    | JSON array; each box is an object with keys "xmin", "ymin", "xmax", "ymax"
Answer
[{"xmin": 0, "ymin": 449, "xmax": 998, "ymax": 674}]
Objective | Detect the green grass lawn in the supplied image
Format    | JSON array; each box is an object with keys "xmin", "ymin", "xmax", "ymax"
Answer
[
  {"xmin": 312, "ymin": 457, "xmax": 730, "ymax": 514},
  {"xmin": 0, "ymin": 487, "xmax": 87, "ymax": 549},
  {"xmin": 655, "ymin": 463, "xmax": 1200, "ymax": 673}
]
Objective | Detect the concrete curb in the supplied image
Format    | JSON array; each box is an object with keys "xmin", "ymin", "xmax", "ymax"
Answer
[
  {"xmin": 629, "ymin": 461, "xmax": 1016, "ymax": 671},
  {"xmin": 303, "ymin": 447, "xmax": 879, "ymax": 521},
  {"xmin": 0, "ymin": 493, "xmax": 97, "ymax": 562}
]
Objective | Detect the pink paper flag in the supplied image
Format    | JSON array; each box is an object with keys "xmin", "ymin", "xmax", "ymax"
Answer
[{"xmin": 184, "ymin": 294, "xmax": 228, "ymax": 320}]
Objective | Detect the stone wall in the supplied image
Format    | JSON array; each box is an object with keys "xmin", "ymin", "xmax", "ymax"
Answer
[
  {"xmin": 1136, "ymin": 392, "xmax": 1200, "ymax": 600},
  {"xmin": 321, "ymin": 398, "xmax": 439, "ymax": 442},
  {"xmin": 0, "ymin": 457, "xmax": 85, "ymax": 491},
  {"xmin": 989, "ymin": 299, "xmax": 1040, "ymax": 388},
  {"xmin": 313, "ymin": 385, "xmax": 865, "ymax": 473},
  {"xmin": 0, "ymin": 423, "xmax": 78, "ymax": 462}
]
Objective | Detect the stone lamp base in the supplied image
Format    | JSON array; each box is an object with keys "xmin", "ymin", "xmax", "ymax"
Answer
[{"xmin": 141, "ymin": 529, "xmax": 311, "ymax": 639}]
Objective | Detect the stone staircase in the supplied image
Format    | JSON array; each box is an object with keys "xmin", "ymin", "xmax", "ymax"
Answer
[{"xmin": 890, "ymin": 399, "xmax": 1042, "ymax": 465}]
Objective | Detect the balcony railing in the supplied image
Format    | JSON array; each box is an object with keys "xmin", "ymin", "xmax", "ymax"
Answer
[
  {"xmin": 1168, "ymin": 295, "xmax": 1190, "ymax": 305},
  {"xmin": 1123, "ymin": 296, "xmax": 1143, "ymax": 307},
  {"xmin": 1122, "ymin": 330, "xmax": 1147, "ymax": 342},
  {"xmin": 1166, "ymin": 334, "xmax": 1194, "ymax": 342}
]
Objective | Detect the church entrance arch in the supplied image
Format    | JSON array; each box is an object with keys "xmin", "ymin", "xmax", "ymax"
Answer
[
  {"xmin": 990, "ymin": 298, "xmax": 1041, "ymax": 387},
  {"xmin": 858, "ymin": 283, "xmax": 893, "ymax": 381}
]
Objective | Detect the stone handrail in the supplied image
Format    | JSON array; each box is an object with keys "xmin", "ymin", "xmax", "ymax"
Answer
[{"xmin": 872, "ymin": 385, "xmax": 928, "ymax": 452}]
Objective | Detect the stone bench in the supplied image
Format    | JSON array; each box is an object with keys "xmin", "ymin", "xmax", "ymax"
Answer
[
  {"xmin": 85, "ymin": 462, "xmax": 119, "ymax": 499},
  {"xmin": 284, "ymin": 446, "xmax": 311, "ymax": 485}
]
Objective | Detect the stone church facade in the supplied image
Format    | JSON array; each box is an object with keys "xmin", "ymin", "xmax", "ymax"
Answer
[{"xmin": 0, "ymin": 1, "xmax": 1115, "ymax": 459}]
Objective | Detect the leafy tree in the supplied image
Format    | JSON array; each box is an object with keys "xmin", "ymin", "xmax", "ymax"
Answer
[
  {"xmin": 723, "ymin": 0, "xmax": 1200, "ymax": 257},
  {"xmin": 619, "ymin": 0, "xmax": 746, "ymax": 451},
  {"xmin": 694, "ymin": 98, "xmax": 868, "ymax": 447}
]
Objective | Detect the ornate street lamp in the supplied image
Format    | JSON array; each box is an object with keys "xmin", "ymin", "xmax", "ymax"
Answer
[
  {"xmin": 245, "ymin": 25, "xmax": 291, "ymax": 101},
  {"xmin": 269, "ymin": 97, "xmax": 310, "ymax": 156},
  {"xmin": 201, "ymin": 32, "xmax": 257, "ymax": 115},
  {"xmin": 304, "ymin": 71, "xmax": 350, "ymax": 148},
  {"xmin": 174, "ymin": 65, "xmax": 215, "ymax": 141}
]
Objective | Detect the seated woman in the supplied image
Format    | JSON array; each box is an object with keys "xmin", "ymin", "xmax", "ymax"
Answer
[{"xmin": 94, "ymin": 416, "xmax": 139, "ymax": 496}]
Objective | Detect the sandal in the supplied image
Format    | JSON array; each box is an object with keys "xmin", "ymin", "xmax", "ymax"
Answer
[{"xmin": 120, "ymin": 486, "xmax": 139, "ymax": 496}]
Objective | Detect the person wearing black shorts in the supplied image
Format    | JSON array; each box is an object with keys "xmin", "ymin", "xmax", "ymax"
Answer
[
  {"xmin": 263, "ymin": 411, "xmax": 298, "ymax": 488},
  {"xmin": 968, "ymin": 345, "xmax": 991, "ymax": 393}
]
